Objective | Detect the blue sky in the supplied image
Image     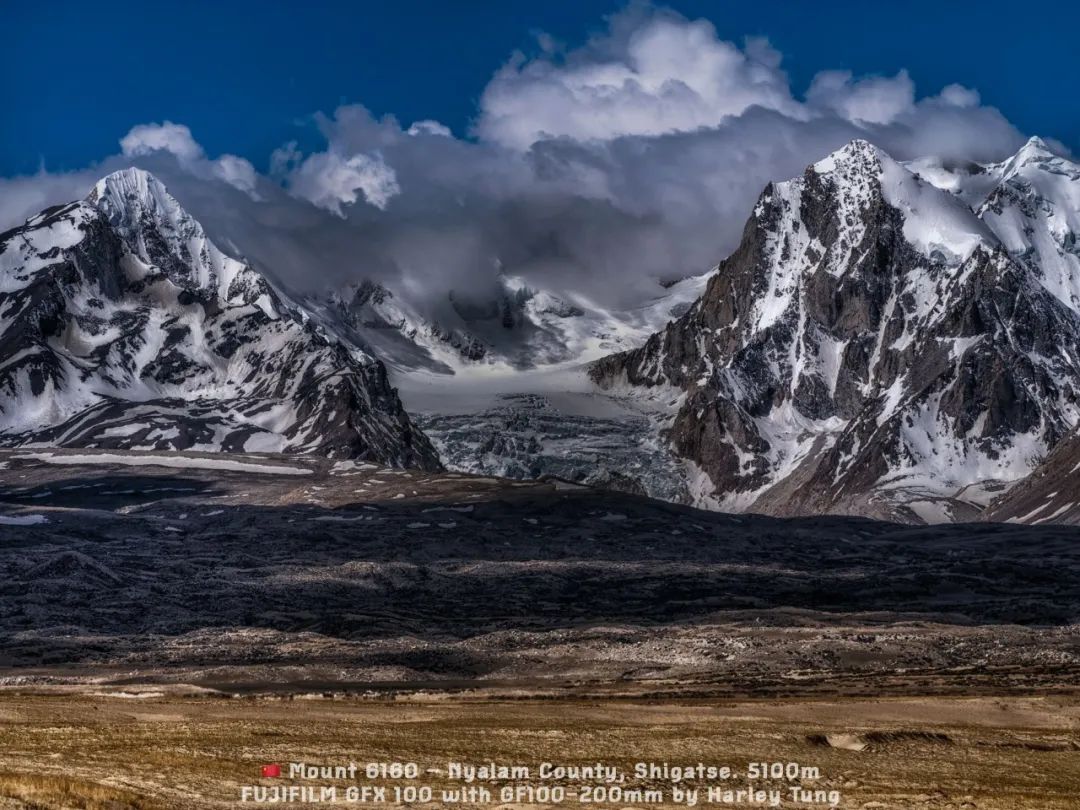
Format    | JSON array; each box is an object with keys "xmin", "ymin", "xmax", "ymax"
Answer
[{"xmin": 2, "ymin": 0, "xmax": 1078, "ymax": 177}]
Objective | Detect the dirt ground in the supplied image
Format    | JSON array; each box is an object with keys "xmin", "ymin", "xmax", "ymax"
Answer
[{"xmin": 0, "ymin": 691, "xmax": 1077, "ymax": 809}]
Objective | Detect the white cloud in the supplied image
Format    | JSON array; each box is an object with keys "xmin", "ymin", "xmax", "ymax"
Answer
[
  {"xmin": 406, "ymin": 120, "xmax": 452, "ymax": 137},
  {"xmin": 805, "ymin": 70, "xmax": 915, "ymax": 124},
  {"xmin": 269, "ymin": 140, "xmax": 303, "ymax": 177},
  {"xmin": 476, "ymin": 11, "xmax": 801, "ymax": 148},
  {"xmin": 475, "ymin": 8, "xmax": 1008, "ymax": 153},
  {"xmin": 121, "ymin": 121, "xmax": 205, "ymax": 162},
  {"xmin": 120, "ymin": 121, "xmax": 260, "ymax": 198},
  {"xmin": 285, "ymin": 150, "xmax": 400, "ymax": 215},
  {"xmin": 241, "ymin": 0, "xmax": 1029, "ymax": 307},
  {"xmin": 0, "ymin": 167, "xmax": 100, "ymax": 232},
  {"xmin": 937, "ymin": 83, "xmax": 980, "ymax": 108},
  {"xmin": 212, "ymin": 154, "xmax": 259, "ymax": 197}
]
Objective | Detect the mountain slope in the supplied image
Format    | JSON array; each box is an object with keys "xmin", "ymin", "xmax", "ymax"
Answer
[
  {"xmin": 591, "ymin": 139, "xmax": 1080, "ymax": 521},
  {"xmin": 981, "ymin": 428, "xmax": 1080, "ymax": 525},
  {"xmin": 0, "ymin": 168, "xmax": 440, "ymax": 469}
]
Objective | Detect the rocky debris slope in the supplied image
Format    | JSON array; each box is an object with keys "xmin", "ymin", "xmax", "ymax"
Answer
[
  {"xmin": 592, "ymin": 139, "xmax": 1080, "ymax": 522},
  {"xmin": 0, "ymin": 169, "xmax": 440, "ymax": 469}
]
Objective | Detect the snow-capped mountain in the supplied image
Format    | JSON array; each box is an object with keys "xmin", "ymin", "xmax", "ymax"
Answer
[
  {"xmin": 591, "ymin": 138, "xmax": 1080, "ymax": 522},
  {"xmin": 303, "ymin": 272, "xmax": 711, "ymax": 374},
  {"xmin": 910, "ymin": 137, "xmax": 1080, "ymax": 311},
  {"xmin": 0, "ymin": 168, "xmax": 440, "ymax": 468}
]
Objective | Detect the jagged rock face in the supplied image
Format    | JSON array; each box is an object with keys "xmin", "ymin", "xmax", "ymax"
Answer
[
  {"xmin": 0, "ymin": 168, "xmax": 441, "ymax": 469},
  {"xmin": 591, "ymin": 139, "xmax": 1080, "ymax": 521}
]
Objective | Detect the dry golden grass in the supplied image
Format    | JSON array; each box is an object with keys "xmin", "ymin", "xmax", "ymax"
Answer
[
  {"xmin": 0, "ymin": 772, "xmax": 156, "ymax": 810},
  {"xmin": 0, "ymin": 693, "xmax": 1077, "ymax": 808}
]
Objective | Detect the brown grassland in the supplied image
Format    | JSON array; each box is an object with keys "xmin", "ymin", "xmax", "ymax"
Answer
[{"xmin": 0, "ymin": 691, "xmax": 1077, "ymax": 809}]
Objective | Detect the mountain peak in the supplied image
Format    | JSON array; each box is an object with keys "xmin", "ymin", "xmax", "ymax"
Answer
[
  {"xmin": 1019, "ymin": 135, "xmax": 1053, "ymax": 156},
  {"xmin": 1000, "ymin": 136, "xmax": 1067, "ymax": 176},
  {"xmin": 87, "ymin": 166, "xmax": 169, "ymax": 211},
  {"xmin": 92, "ymin": 165, "xmax": 160, "ymax": 186},
  {"xmin": 86, "ymin": 167, "xmax": 189, "ymax": 247},
  {"xmin": 84, "ymin": 167, "xmax": 263, "ymax": 306},
  {"xmin": 812, "ymin": 138, "xmax": 889, "ymax": 176},
  {"xmin": 840, "ymin": 137, "xmax": 880, "ymax": 155}
]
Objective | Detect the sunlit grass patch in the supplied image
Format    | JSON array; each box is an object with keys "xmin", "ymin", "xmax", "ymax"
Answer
[{"xmin": 0, "ymin": 771, "xmax": 155, "ymax": 810}]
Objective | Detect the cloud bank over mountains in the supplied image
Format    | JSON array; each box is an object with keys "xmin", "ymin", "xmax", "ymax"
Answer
[{"xmin": 0, "ymin": 4, "xmax": 1060, "ymax": 313}]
